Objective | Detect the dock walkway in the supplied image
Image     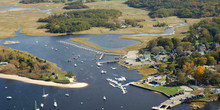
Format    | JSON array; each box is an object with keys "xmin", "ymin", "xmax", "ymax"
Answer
[
  {"xmin": 152, "ymin": 92, "xmax": 194, "ymax": 110},
  {"xmin": 57, "ymin": 41, "xmax": 103, "ymax": 54},
  {"xmin": 58, "ymin": 41, "xmax": 122, "ymax": 60}
]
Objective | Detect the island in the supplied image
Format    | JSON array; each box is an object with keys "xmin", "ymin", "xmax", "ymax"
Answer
[{"xmin": 0, "ymin": 46, "xmax": 88, "ymax": 88}]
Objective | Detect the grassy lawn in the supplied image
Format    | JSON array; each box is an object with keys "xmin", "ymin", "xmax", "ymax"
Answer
[{"xmin": 144, "ymin": 84, "xmax": 181, "ymax": 96}]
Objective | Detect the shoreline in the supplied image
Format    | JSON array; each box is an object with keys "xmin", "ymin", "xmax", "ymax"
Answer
[{"xmin": 0, "ymin": 73, "xmax": 88, "ymax": 88}]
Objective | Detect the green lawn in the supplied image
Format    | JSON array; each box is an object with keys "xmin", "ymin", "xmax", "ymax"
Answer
[{"xmin": 144, "ymin": 84, "xmax": 182, "ymax": 96}]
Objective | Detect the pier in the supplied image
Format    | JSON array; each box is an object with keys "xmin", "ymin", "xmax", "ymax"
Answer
[
  {"xmin": 106, "ymin": 78, "xmax": 134, "ymax": 94},
  {"xmin": 58, "ymin": 41, "xmax": 123, "ymax": 60},
  {"xmin": 57, "ymin": 41, "xmax": 103, "ymax": 54},
  {"xmin": 152, "ymin": 92, "xmax": 195, "ymax": 110},
  {"xmin": 97, "ymin": 60, "xmax": 119, "ymax": 64}
]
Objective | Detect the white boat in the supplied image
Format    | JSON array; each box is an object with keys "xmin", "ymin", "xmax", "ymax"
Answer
[
  {"xmin": 44, "ymin": 44, "xmax": 47, "ymax": 47},
  {"xmin": 111, "ymin": 67, "xmax": 117, "ymax": 70},
  {"xmin": 36, "ymin": 40, "xmax": 38, "ymax": 44},
  {"xmin": 5, "ymin": 86, "xmax": 7, "ymax": 89},
  {"xmin": 97, "ymin": 62, "xmax": 102, "ymax": 67},
  {"xmin": 55, "ymin": 48, "xmax": 58, "ymax": 51},
  {"xmin": 35, "ymin": 100, "xmax": 40, "ymax": 110},
  {"xmin": 115, "ymin": 76, "xmax": 126, "ymax": 81},
  {"xmin": 103, "ymin": 96, "xmax": 106, "ymax": 101},
  {"xmin": 65, "ymin": 94, "xmax": 70, "ymax": 97},
  {"xmin": 54, "ymin": 99, "xmax": 57, "ymax": 108},
  {"xmin": 40, "ymin": 103, "xmax": 44, "ymax": 108},
  {"xmin": 80, "ymin": 102, "xmax": 83, "ymax": 104},
  {"xmin": 101, "ymin": 70, "xmax": 107, "ymax": 74},
  {"xmin": 6, "ymin": 96, "xmax": 12, "ymax": 100},
  {"xmin": 74, "ymin": 64, "xmax": 77, "ymax": 67},
  {"xmin": 42, "ymin": 88, "xmax": 49, "ymax": 98}
]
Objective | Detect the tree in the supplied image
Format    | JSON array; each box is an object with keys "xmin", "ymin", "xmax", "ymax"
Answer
[
  {"xmin": 176, "ymin": 72, "xmax": 188, "ymax": 84},
  {"xmin": 65, "ymin": 71, "xmax": 75, "ymax": 78},
  {"xmin": 172, "ymin": 38, "xmax": 181, "ymax": 48},
  {"xmin": 151, "ymin": 46, "xmax": 164, "ymax": 55},
  {"xmin": 203, "ymin": 69, "xmax": 214, "ymax": 84},
  {"xmin": 207, "ymin": 56, "xmax": 217, "ymax": 65},
  {"xmin": 194, "ymin": 66, "xmax": 205, "ymax": 83},
  {"xmin": 148, "ymin": 39, "xmax": 158, "ymax": 51}
]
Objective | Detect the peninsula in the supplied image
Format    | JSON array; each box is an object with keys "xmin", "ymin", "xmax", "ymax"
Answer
[{"xmin": 0, "ymin": 46, "xmax": 88, "ymax": 88}]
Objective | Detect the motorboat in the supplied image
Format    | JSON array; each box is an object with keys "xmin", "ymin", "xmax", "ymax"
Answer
[
  {"xmin": 40, "ymin": 103, "xmax": 44, "ymax": 108},
  {"xmin": 111, "ymin": 67, "xmax": 117, "ymax": 70},
  {"xmin": 6, "ymin": 96, "xmax": 12, "ymax": 100},
  {"xmin": 103, "ymin": 96, "xmax": 106, "ymax": 101},
  {"xmin": 101, "ymin": 70, "xmax": 107, "ymax": 74},
  {"xmin": 65, "ymin": 94, "xmax": 70, "ymax": 97}
]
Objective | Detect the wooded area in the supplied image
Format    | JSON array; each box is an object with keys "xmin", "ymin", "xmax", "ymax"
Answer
[
  {"xmin": 125, "ymin": 0, "xmax": 220, "ymax": 18},
  {"xmin": 38, "ymin": 9, "xmax": 122, "ymax": 33}
]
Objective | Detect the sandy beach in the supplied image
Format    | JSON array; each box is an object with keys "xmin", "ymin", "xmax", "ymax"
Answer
[{"xmin": 0, "ymin": 73, "xmax": 88, "ymax": 88}]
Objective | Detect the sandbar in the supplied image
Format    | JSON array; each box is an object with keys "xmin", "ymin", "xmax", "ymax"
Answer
[{"xmin": 0, "ymin": 73, "xmax": 88, "ymax": 88}]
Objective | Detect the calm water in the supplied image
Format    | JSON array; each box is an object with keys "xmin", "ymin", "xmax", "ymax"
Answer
[{"xmin": 0, "ymin": 28, "xmax": 219, "ymax": 110}]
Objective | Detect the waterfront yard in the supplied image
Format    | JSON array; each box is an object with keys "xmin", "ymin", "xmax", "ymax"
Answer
[{"xmin": 143, "ymin": 84, "xmax": 182, "ymax": 96}]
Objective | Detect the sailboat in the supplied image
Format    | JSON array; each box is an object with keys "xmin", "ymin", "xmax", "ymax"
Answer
[
  {"xmin": 35, "ymin": 100, "xmax": 40, "ymax": 110},
  {"xmin": 42, "ymin": 88, "xmax": 49, "ymax": 98},
  {"xmin": 54, "ymin": 99, "xmax": 57, "ymax": 108}
]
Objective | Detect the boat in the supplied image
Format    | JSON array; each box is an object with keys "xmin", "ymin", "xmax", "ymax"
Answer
[
  {"xmin": 103, "ymin": 96, "xmax": 106, "ymax": 101},
  {"xmin": 35, "ymin": 100, "xmax": 40, "ymax": 110},
  {"xmin": 6, "ymin": 96, "xmax": 12, "ymax": 100},
  {"xmin": 36, "ymin": 40, "xmax": 38, "ymax": 44},
  {"xmin": 5, "ymin": 86, "xmax": 7, "ymax": 89},
  {"xmin": 54, "ymin": 99, "xmax": 57, "ymax": 108},
  {"xmin": 55, "ymin": 48, "xmax": 58, "ymax": 51},
  {"xmin": 97, "ymin": 62, "xmax": 102, "ymax": 67},
  {"xmin": 74, "ymin": 64, "xmax": 77, "ymax": 67},
  {"xmin": 44, "ymin": 44, "xmax": 47, "ymax": 47},
  {"xmin": 111, "ymin": 67, "xmax": 117, "ymax": 70},
  {"xmin": 42, "ymin": 88, "xmax": 49, "ymax": 98},
  {"xmin": 115, "ymin": 76, "xmax": 126, "ymax": 81},
  {"xmin": 40, "ymin": 103, "xmax": 44, "ymax": 108},
  {"xmin": 80, "ymin": 102, "xmax": 83, "ymax": 104},
  {"xmin": 65, "ymin": 94, "xmax": 70, "ymax": 97},
  {"xmin": 101, "ymin": 70, "xmax": 107, "ymax": 74}
]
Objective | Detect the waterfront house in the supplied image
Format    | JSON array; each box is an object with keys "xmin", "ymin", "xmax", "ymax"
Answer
[
  {"xmin": 0, "ymin": 62, "xmax": 8, "ymax": 65},
  {"xmin": 154, "ymin": 55, "xmax": 167, "ymax": 62},
  {"xmin": 136, "ymin": 51, "xmax": 151, "ymax": 62}
]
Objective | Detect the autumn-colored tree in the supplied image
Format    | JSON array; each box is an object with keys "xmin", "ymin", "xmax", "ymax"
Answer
[{"xmin": 194, "ymin": 66, "xmax": 205, "ymax": 82}]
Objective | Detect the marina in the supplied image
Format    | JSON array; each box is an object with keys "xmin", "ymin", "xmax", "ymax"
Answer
[{"xmin": 0, "ymin": 23, "xmax": 217, "ymax": 110}]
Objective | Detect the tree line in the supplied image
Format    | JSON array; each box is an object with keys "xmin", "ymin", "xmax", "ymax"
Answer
[
  {"xmin": 125, "ymin": 0, "xmax": 220, "ymax": 18},
  {"xmin": 38, "ymin": 9, "xmax": 122, "ymax": 33},
  {"xmin": 63, "ymin": 2, "xmax": 89, "ymax": 9}
]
